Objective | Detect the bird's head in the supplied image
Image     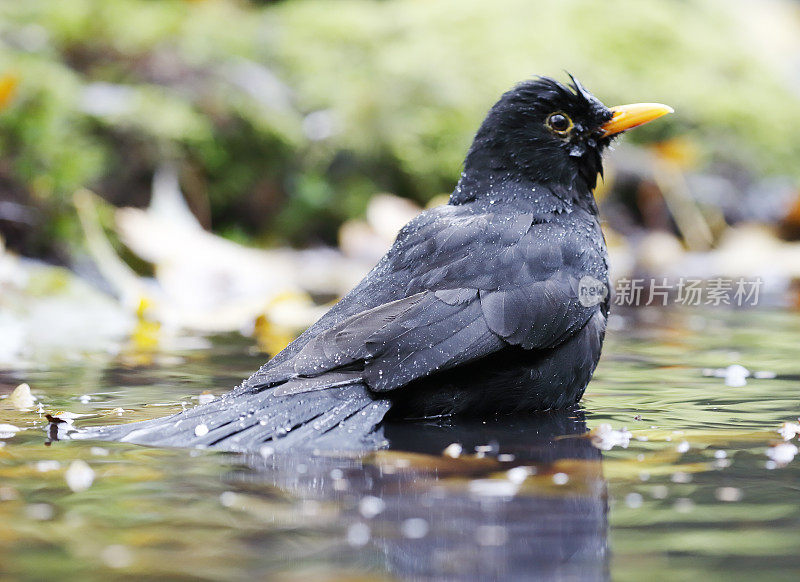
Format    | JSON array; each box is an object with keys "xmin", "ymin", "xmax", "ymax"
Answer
[{"xmin": 460, "ymin": 75, "xmax": 672, "ymax": 197}]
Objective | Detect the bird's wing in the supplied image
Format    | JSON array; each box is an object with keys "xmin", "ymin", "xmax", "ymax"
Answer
[
  {"xmin": 274, "ymin": 288, "xmax": 504, "ymax": 394},
  {"xmin": 405, "ymin": 206, "xmax": 608, "ymax": 351},
  {"xmin": 262, "ymin": 209, "xmax": 605, "ymax": 395}
]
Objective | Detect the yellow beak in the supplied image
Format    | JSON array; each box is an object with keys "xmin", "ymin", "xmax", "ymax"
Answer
[{"xmin": 599, "ymin": 103, "xmax": 674, "ymax": 137}]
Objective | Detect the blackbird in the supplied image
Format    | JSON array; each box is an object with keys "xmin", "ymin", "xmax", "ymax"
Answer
[{"xmin": 82, "ymin": 76, "xmax": 671, "ymax": 452}]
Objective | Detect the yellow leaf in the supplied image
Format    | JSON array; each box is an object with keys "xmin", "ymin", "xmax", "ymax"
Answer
[{"xmin": 0, "ymin": 72, "xmax": 18, "ymax": 111}]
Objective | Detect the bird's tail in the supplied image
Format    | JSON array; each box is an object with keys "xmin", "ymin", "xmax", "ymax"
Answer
[{"xmin": 75, "ymin": 384, "xmax": 391, "ymax": 453}]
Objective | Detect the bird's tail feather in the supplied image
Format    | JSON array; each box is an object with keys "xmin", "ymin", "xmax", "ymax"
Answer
[{"xmin": 75, "ymin": 384, "xmax": 391, "ymax": 453}]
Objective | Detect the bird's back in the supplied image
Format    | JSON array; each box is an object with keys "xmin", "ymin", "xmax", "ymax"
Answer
[{"xmin": 243, "ymin": 186, "xmax": 607, "ymax": 391}]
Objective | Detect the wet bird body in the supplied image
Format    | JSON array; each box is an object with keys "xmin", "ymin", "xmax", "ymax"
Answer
[{"xmin": 83, "ymin": 77, "xmax": 671, "ymax": 451}]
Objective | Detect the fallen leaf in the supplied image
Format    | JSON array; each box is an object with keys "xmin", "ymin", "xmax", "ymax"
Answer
[
  {"xmin": 8, "ymin": 383, "xmax": 36, "ymax": 410},
  {"xmin": 0, "ymin": 423, "xmax": 21, "ymax": 439}
]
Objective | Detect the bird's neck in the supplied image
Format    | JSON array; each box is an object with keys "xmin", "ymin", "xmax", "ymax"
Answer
[{"xmin": 450, "ymin": 169, "xmax": 600, "ymax": 217}]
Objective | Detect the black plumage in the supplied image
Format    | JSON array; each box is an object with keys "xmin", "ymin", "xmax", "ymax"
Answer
[{"xmin": 80, "ymin": 76, "xmax": 670, "ymax": 452}]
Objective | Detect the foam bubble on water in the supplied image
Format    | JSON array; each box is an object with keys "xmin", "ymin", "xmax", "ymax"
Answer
[
  {"xmin": 358, "ymin": 496, "xmax": 385, "ymax": 519},
  {"xmin": 35, "ymin": 460, "xmax": 61, "ymax": 472},
  {"xmin": 65, "ymin": 460, "xmax": 95, "ymax": 492},
  {"xmin": 101, "ymin": 545, "xmax": 133, "ymax": 569},
  {"xmin": 671, "ymin": 472, "xmax": 692, "ymax": 484},
  {"xmin": 590, "ymin": 423, "xmax": 632, "ymax": 450},
  {"xmin": 651, "ymin": 485, "xmax": 669, "ymax": 499},
  {"xmin": 219, "ymin": 491, "xmax": 238, "ymax": 507},
  {"xmin": 347, "ymin": 522, "xmax": 371, "ymax": 547},
  {"xmin": 506, "ymin": 466, "xmax": 531, "ymax": 485},
  {"xmin": 401, "ymin": 518, "xmax": 429, "ymax": 539},
  {"xmin": 25, "ymin": 503, "xmax": 54, "ymax": 521},
  {"xmin": 198, "ymin": 393, "xmax": 216, "ymax": 405},
  {"xmin": 625, "ymin": 492, "xmax": 644, "ymax": 508},
  {"xmin": 715, "ymin": 487, "xmax": 743, "ymax": 502},
  {"xmin": 767, "ymin": 442, "xmax": 798, "ymax": 466},
  {"xmin": 778, "ymin": 421, "xmax": 800, "ymax": 441},
  {"xmin": 475, "ymin": 525, "xmax": 508, "ymax": 547},
  {"xmin": 468, "ymin": 479, "xmax": 519, "ymax": 498}
]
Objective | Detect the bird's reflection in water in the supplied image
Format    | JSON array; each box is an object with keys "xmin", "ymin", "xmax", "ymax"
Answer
[{"xmin": 233, "ymin": 407, "xmax": 607, "ymax": 582}]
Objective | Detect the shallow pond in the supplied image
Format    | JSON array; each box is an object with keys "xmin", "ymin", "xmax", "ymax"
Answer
[{"xmin": 1, "ymin": 307, "xmax": 799, "ymax": 581}]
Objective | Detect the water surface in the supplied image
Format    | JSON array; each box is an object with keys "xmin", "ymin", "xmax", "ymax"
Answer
[{"xmin": 1, "ymin": 307, "xmax": 799, "ymax": 581}]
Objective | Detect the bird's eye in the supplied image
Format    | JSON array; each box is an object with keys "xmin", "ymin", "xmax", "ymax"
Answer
[{"xmin": 546, "ymin": 112, "xmax": 572, "ymax": 136}]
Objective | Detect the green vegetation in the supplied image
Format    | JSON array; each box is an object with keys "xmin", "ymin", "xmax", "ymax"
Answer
[{"xmin": 1, "ymin": 0, "xmax": 799, "ymax": 255}]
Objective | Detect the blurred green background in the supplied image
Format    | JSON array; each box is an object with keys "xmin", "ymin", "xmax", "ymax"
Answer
[{"xmin": 1, "ymin": 0, "xmax": 799, "ymax": 261}]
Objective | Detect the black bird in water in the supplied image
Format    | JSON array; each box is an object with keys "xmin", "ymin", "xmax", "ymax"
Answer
[{"xmin": 81, "ymin": 76, "xmax": 671, "ymax": 452}]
